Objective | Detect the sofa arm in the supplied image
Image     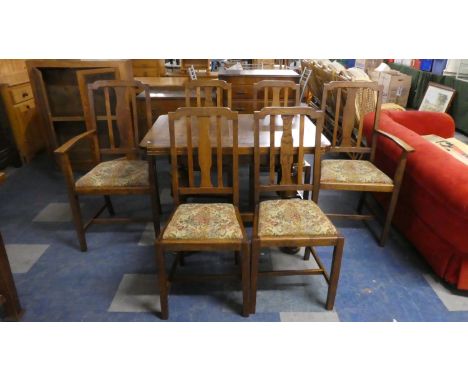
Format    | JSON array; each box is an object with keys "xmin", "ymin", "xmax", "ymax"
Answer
[{"xmin": 383, "ymin": 110, "xmax": 455, "ymax": 138}]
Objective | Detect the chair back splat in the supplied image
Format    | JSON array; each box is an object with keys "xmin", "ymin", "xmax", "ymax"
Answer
[
  {"xmin": 253, "ymin": 106, "xmax": 325, "ymax": 204},
  {"xmin": 321, "ymin": 81, "xmax": 383, "ymax": 157},
  {"xmin": 168, "ymin": 107, "xmax": 239, "ymax": 207},
  {"xmin": 253, "ymin": 80, "xmax": 300, "ymax": 111},
  {"xmin": 87, "ymin": 80, "xmax": 152, "ymax": 162},
  {"xmin": 184, "ymin": 79, "xmax": 232, "ymax": 108}
]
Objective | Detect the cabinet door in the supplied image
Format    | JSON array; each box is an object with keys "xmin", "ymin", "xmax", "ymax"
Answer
[
  {"xmin": 76, "ymin": 68, "xmax": 120, "ymax": 132},
  {"xmin": 13, "ymin": 99, "xmax": 42, "ymax": 162}
]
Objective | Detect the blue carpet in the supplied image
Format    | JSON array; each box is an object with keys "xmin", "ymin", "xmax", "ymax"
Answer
[{"xmin": 1, "ymin": 154, "xmax": 467, "ymax": 322}]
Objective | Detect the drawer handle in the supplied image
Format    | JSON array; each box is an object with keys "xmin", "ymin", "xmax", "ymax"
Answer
[
  {"xmin": 26, "ymin": 105, "xmax": 30, "ymax": 109},
  {"xmin": 22, "ymin": 92, "xmax": 28, "ymax": 98}
]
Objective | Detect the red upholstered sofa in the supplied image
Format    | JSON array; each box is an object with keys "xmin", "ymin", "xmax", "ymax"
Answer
[{"xmin": 363, "ymin": 110, "xmax": 468, "ymax": 289}]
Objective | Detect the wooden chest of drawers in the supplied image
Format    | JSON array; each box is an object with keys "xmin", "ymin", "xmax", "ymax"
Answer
[
  {"xmin": 0, "ymin": 80, "xmax": 44, "ymax": 163},
  {"xmin": 218, "ymin": 69, "xmax": 300, "ymax": 113}
]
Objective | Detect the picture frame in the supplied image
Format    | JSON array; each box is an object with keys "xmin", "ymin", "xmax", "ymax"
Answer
[{"xmin": 419, "ymin": 82, "xmax": 456, "ymax": 113}]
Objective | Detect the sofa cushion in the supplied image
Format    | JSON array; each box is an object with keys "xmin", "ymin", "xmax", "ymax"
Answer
[{"xmin": 383, "ymin": 110, "xmax": 455, "ymax": 138}]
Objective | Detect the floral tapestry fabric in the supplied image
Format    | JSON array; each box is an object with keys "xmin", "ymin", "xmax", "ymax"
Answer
[
  {"xmin": 163, "ymin": 203, "xmax": 243, "ymax": 240},
  {"xmin": 321, "ymin": 160, "xmax": 393, "ymax": 184},
  {"xmin": 75, "ymin": 159, "xmax": 148, "ymax": 188},
  {"xmin": 258, "ymin": 199, "xmax": 337, "ymax": 237}
]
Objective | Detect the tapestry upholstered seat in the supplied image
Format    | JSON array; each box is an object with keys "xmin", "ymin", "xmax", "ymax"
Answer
[
  {"xmin": 75, "ymin": 159, "xmax": 149, "ymax": 189},
  {"xmin": 320, "ymin": 159, "xmax": 393, "ymax": 185},
  {"xmin": 258, "ymin": 199, "xmax": 337, "ymax": 238},
  {"xmin": 162, "ymin": 203, "xmax": 243, "ymax": 240}
]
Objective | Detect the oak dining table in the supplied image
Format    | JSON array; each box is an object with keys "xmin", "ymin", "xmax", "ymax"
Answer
[{"xmin": 139, "ymin": 113, "xmax": 331, "ymax": 222}]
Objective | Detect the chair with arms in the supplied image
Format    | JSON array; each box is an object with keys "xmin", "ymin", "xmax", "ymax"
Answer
[
  {"xmin": 250, "ymin": 106, "xmax": 344, "ymax": 313},
  {"xmin": 155, "ymin": 107, "xmax": 249, "ymax": 320},
  {"xmin": 314, "ymin": 81, "xmax": 415, "ymax": 246},
  {"xmin": 54, "ymin": 80, "xmax": 160, "ymax": 251}
]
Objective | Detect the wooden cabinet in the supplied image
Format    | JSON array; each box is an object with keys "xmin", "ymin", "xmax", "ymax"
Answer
[
  {"xmin": 0, "ymin": 59, "xmax": 44, "ymax": 164},
  {"xmin": 0, "ymin": 81, "xmax": 44, "ymax": 164},
  {"xmin": 132, "ymin": 60, "xmax": 165, "ymax": 77},
  {"xmin": 218, "ymin": 69, "xmax": 300, "ymax": 113},
  {"xmin": 26, "ymin": 60, "xmax": 133, "ymax": 169}
]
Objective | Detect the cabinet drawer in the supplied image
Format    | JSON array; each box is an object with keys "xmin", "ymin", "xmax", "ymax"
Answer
[
  {"xmin": 231, "ymin": 100, "xmax": 255, "ymax": 114},
  {"xmin": 14, "ymin": 98, "xmax": 35, "ymax": 113},
  {"xmin": 231, "ymin": 85, "xmax": 254, "ymax": 99},
  {"xmin": 10, "ymin": 83, "xmax": 33, "ymax": 104}
]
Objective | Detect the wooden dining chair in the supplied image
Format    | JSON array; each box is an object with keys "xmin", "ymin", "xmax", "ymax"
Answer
[
  {"xmin": 54, "ymin": 80, "xmax": 160, "ymax": 251},
  {"xmin": 314, "ymin": 81, "xmax": 415, "ymax": 246},
  {"xmin": 184, "ymin": 79, "xmax": 232, "ymax": 108},
  {"xmin": 155, "ymin": 107, "xmax": 249, "ymax": 320},
  {"xmin": 253, "ymin": 80, "xmax": 300, "ymax": 110},
  {"xmin": 250, "ymin": 106, "xmax": 344, "ymax": 313},
  {"xmin": 252, "ymin": 80, "xmax": 311, "ymax": 200}
]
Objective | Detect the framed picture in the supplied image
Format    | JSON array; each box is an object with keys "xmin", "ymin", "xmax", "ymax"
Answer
[{"xmin": 419, "ymin": 82, "xmax": 456, "ymax": 113}]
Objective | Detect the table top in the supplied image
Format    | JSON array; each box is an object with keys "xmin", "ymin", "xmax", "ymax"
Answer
[
  {"xmin": 217, "ymin": 69, "xmax": 300, "ymax": 78},
  {"xmin": 135, "ymin": 77, "xmax": 189, "ymax": 88},
  {"xmin": 140, "ymin": 114, "xmax": 330, "ymax": 156}
]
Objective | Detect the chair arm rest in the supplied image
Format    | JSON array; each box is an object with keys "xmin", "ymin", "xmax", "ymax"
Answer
[
  {"xmin": 376, "ymin": 130, "xmax": 415, "ymax": 153},
  {"xmin": 54, "ymin": 130, "xmax": 96, "ymax": 155}
]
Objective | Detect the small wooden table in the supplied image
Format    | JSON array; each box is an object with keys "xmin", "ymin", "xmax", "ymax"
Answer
[{"xmin": 140, "ymin": 114, "xmax": 330, "ymax": 221}]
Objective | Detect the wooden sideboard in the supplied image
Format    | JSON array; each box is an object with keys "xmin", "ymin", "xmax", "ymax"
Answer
[
  {"xmin": 218, "ymin": 69, "xmax": 300, "ymax": 113},
  {"xmin": 132, "ymin": 60, "xmax": 166, "ymax": 77},
  {"xmin": 0, "ymin": 172, "xmax": 23, "ymax": 321}
]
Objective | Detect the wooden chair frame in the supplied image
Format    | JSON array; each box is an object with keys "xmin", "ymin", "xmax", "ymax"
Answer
[
  {"xmin": 315, "ymin": 81, "xmax": 415, "ymax": 246},
  {"xmin": 184, "ymin": 79, "xmax": 232, "ymax": 108},
  {"xmin": 54, "ymin": 80, "xmax": 159, "ymax": 251},
  {"xmin": 253, "ymin": 80, "xmax": 300, "ymax": 110},
  {"xmin": 252, "ymin": 80, "xmax": 310, "ymax": 201},
  {"xmin": 155, "ymin": 107, "xmax": 250, "ymax": 319},
  {"xmin": 250, "ymin": 106, "xmax": 345, "ymax": 313}
]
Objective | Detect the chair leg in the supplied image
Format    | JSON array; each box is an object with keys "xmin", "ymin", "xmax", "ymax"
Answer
[
  {"xmin": 326, "ymin": 238, "xmax": 344, "ymax": 310},
  {"xmin": 104, "ymin": 195, "xmax": 115, "ymax": 216},
  {"xmin": 303, "ymin": 165, "xmax": 312, "ymax": 200},
  {"xmin": 241, "ymin": 242, "xmax": 250, "ymax": 317},
  {"xmin": 148, "ymin": 156, "xmax": 162, "ymax": 217},
  {"xmin": 250, "ymin": 239, "xmax": 260, "ymax": 314},
  {"xmin": 249, "ymin": 164, "xmax": 255, "ymax": 211},
  {"xmin": 148, "ymin": 156, "xmax": 161, "ymax": 237},
  {"xmin": 380, "ymin": 188, "xmax": 400, "ymax": 247},
  {"xmin": 303, "ymin": 246, "xmax": 311, "ymax": 261},
  {"xmin": 234, "ymin": 251, "xmax": 240, "ymax": 265},
  {"xmin": 68, "ymin": 192, "xmax": 87, "ymax": 252},
  {"xmin": 155, "ymin": 243, "xmax": 169, "ymax": 320},
  {"xmin": 357, "ymin": 192, "xmax": 366, "ymax": 214}
]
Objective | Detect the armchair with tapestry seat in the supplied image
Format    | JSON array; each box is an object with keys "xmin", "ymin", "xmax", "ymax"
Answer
[{"xmin": 54, "ymin": 80, "xmax": 159, "ymax": 251}]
